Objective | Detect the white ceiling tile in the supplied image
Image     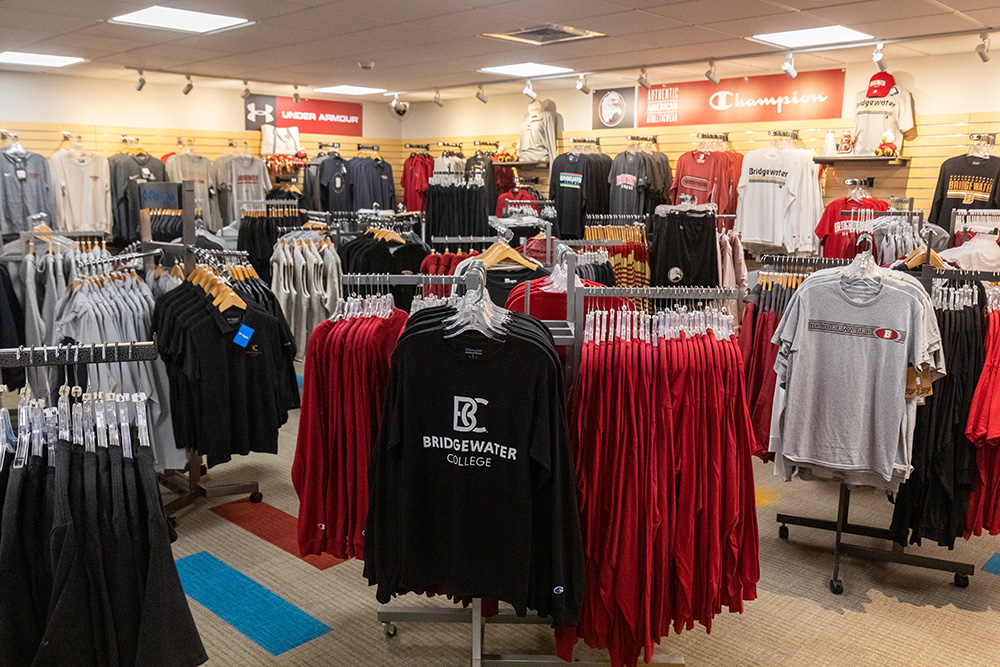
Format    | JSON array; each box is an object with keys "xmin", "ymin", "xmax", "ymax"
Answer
[
  {"xmin": 264, "ymin": 7, "xmax": 397, "ymax": 31},
  {"xmin": 763, "ymin": 0, "xmax": 867, "ymax": 7},
  {"xmin": 700, "ymin": 12, "xmax": 839, "ymax": 37},
  {"xmin": 98, "ymin": 44, "xmax": 231, "ymax": 70},
  {"xmin": 488, "ymin": 0, "xmax": 638, "ymax": 23},
  {"xmin": 16, "ymin": 33, "xmax": 150, "ymax": 59},
  {"xmin": 403, "ymin": 9, "xmax": 530, "ymax": 34},
  {"xmin": 316, "ymin": 0, "xmax": 495, "ymax": 22},
  {"xmin": 647, "ymin": 0, "xmax": 792, "ymax": 23},
  {"xmin": 158, "ymin": 0, "xmax": 310, "ymax": 21},
  {"xmin": 0, "ymin": 8, "xmax": 100, "ymax": 32},
  {"xmin": 0, "ymin": 0, "xmax": 145, "ymax": 20},
  {"xmin": 805, "ymin": 0, "xmax": 947, "ymax": 23},
  {"xmin": 631, "ymin": 25, "xmax": 741, "ymax": 47},
  {"xmin": 73, "ymin": 20, "xmax": 191, "ymax": 44},
  {"xmin": 163, "ymin": 21, "xmax": 328, "ymax": 52},
  {"xmin": 519, "ymin": 35, "xmax": 660, "ymax": 59},
  {"xmin": 849, "ymin": 13, "xmax": 985, "ymax": 38},
  {"xmin": 568, "ymin": 10, "xmax": 687, "ymax": 35},
  {"xmin": 962, "ymin": 8, "xmax": 1000, "ymax": 25},
  {"xmin": 933, "ymin": 0, "xmax": 999, "ymax": 9}
]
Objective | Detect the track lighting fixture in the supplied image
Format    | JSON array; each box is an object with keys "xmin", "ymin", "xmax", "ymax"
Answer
[
  {"xmin": 433, "ymin": 89, "xmax": 444, "ymax": 107},
  {"xmin": 637, "ymin": 67, "xmax": 650, "ymax": 91},
  {"xmin": 476, "ymin": 85, "xmax": 488, "ymax": 104},
  {"xmin": 390, "ymin": 93, "xmax": 401, "ymax": 110},
  {"xmin": 135, "ymin": 70, "xmax": 145, "ymax": 91},
  {"xmin": 182, "ymin": 74, "xmax": 193, "ymax": 95},
  {"xmin": 977, "ymin": 32, "xmax": 991, "ymax": 63},
  {"xmin": 241, "ymin": 80, "xmax": 250, "ymax": 99},
  {"xmin": 522, "ymin": 79, "xmax": 537, "ymax": 100},
  {"xmin": 872, "ymin": 42, "xmax": 887, "ymax": 72},
  {"xmin": 576, "ymin": 75, "xmax": 591, "ymax": 95},
  {"xmin": 781, "ymin": 53, "xmax": 797, "ymax": 79},
  {"xmin": 293, "ymin": 85, "xmax": 300, "ymax": 103},
  {"xmin": 705, "ymin": 60, "xmax": 720, "ymax": 85}
]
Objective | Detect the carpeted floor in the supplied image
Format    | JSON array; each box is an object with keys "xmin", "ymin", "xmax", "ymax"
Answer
[{"xmin": 168, "ymin": 409, "xmax": 1000, "ymax": 666}]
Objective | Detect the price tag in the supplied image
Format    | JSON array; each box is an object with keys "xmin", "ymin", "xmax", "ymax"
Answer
[
  {"xmin": 140, "ymin": 167, "xmax": 153, "ymax": 179},
  {"xmin": 233, "ymin": 324, "xmax": 255, "ymax": 347},
  {"xmin": 15, "ymin": 169, "xmax": 26, "ymax": 181}
]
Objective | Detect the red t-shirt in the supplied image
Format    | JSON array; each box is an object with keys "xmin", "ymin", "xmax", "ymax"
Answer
[
  {"xmin": 814, "ymin": 197, "xmax": 890, "ymax": 259},
  {"xmin": 496, "ymin": 189, "xmax": 540, "ymax": 218}
]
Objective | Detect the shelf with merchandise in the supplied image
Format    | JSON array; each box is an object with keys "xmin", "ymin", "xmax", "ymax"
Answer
[{"xmin": 813, "ymin": 155, "xmax": 911, "ymax": 166}]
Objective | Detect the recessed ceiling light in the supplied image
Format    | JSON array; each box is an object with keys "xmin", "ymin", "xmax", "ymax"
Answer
[
  {"xmin": 313, "ymin": 84, "xmax": 388, "ymax": 95},
  {"xmin": 0, "ymin": 51, "xmax": 85, "ymax": 68},
  {"xmin": 752, "ymin": 25, "xmax": 872, "ymax": 48},
  {"xmin": 110, "ymin": 6, "xmax": 249, "ymax": 34},
  {"xmin": 479, "ymin": 62, "xmax": 573, "ymax": 77}
]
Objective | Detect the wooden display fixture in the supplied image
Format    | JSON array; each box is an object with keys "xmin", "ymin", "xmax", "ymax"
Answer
[{"xmin": 813, "ymin": 155, "xmax": 911, "ymax": 165}]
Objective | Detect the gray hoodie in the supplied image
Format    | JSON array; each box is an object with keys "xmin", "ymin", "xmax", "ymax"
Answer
[{"xmin": 1, "ymin": 151, "xmax": 57, "ymax": 233}]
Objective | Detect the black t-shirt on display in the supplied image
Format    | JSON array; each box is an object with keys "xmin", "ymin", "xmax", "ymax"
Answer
[
  {"xmin": 550, "ymin": 153, "xmax": 586, "ymax": 239},
  {"xmin": 929, "ymin": 154, "xmax": 1000, "ymax": 228},
  {"xmin": 484, "ymin": 266, "xmax": 550, "ymax": 307}
]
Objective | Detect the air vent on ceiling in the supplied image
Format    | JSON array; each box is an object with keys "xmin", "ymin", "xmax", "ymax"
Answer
[{"xmin": 483, "ymin": 24, "xmax": 605, "ymax": 46}]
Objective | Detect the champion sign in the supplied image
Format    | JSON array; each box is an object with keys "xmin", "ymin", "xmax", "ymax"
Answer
[
  {"xmin": 244, "ymin": 93, "xmax": 363, "ymax": 136},
  {"xmin": 637, "ymin": 69, "xmax": 844, "ymax": 127}
]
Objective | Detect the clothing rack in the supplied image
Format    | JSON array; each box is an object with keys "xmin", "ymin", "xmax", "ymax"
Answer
[
  {"xmin": 490, "ymin": 218, "xmax": 553, "ymax": 265},
  {"xmin": 473, "ymin": 140, "xmax": 499, "ymax": 148},
  {"xmin": 318, "ymin": 142, "xmax": 341, "ymax": 150},
  {"xmin": 626, "ymin": 135, "xmax": 657, "ymax": 143},
  {"xmin": 357, "ymin": 143, "xmax": 379, "ymax": 152},
  {"xmin": 768, "ymin": 129, "xmax": 800, "ymax": 140},
  {"xmin": 560, "ymin": 239, "xmax": 625, "ymax": 247},
  {"xmin": 437, "ymin": 141, "xmax": 462, "ymax": 149},
  {"xmin": 697, "ymin": 132, "xmax": 730, "ymax": 141},
  {"xmin": 844, "ymin": 177, "xmax": 876, "ymax": 189},
  {"xmin": 77, "ymin": 248, "xmax": 162, "ymax": 271},
  {"xmin": 774, "ymin": 251, "xmax": 977, "ymax": 594},
  {"xmin": 430, "ymin": 235, "xmax": 501, "ymax": 245},
  {"xmin": 970, "ymin": 133, "xmax": 996, "ymax": 145},
  {"xmin": 404, "ymin": 143, "xmax": 430, "ymax": 150},
  {"xmin": 342, "ymin": 273, "xmax": 467, "ymax": 287},
  {"xmin": 0, "ymin": 340, "xmax": 159, "ymax": 368},
  {"xmin": 920, "ymin": 264, "xmax": 1000, "ymax": 283},
  {"xmin": 569, "ymin": 137, "xmax": 601, "ymax": 145},
  {"xmin": 757, "ymin": 255, "xmax": 850, "ymax": 270},
  {"xmin": 950, "ymin": 209, "xmax": 1000, "ymax": 234},
  {"xmin": 144, "ymin": 180, "xmax": 262, "ymax": 517},
  {"xmin": 585, "ymin": 213, "xmax": 651, "ymax": 225}
]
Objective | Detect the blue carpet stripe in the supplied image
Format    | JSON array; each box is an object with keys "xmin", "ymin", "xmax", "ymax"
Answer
[
  {"xmin": 176, "ymin": 551, "xmax": 331, "ymax": 655},
  {"xmin": 982, "ymin": 553, "xmax": 1000, "ymax": 576}
]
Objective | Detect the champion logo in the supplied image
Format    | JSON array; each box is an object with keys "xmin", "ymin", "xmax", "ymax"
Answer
[
  {"xmin": 875, "ymin": 328, "xmax": 900, "ymax": 341},
  {"xmin": 553, "ymin": 586, "xmax": 564, "ymax": 595},
  {"xmin": 246, "ymin": 102, "xmax": 274, "ymax": 123}
]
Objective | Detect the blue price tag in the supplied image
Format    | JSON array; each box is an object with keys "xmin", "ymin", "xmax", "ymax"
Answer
[{"xmin": 233, "ymin": 324, "xmax": 255, "ymax": 348}]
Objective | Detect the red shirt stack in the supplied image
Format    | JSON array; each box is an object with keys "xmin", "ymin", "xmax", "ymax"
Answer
[{"xmin": 814, "ymin": 197, "xmax": 890, "ymax": 259}]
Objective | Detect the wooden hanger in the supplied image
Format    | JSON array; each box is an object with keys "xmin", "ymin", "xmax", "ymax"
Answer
[{"xmin": 476, "ymin": 241, "xmax": 539, "ymax": 270}]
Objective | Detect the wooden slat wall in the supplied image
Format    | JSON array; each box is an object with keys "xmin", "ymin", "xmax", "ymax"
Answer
[
  {"xmin": 0, "ymin": 121, "xmax": 406, "ymax": 202},
  {"xmin": 408, "ymin": 111, "xmax": 1000, "ymax": 215},
  {"xmin": 7, "ymin": 111, "xmax": 1000, "ymax": 216}
]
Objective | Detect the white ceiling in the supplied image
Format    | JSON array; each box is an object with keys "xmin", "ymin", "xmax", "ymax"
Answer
[{"xmin": 0, "ymin": 0, "xmax": 996, "ymax": 101}]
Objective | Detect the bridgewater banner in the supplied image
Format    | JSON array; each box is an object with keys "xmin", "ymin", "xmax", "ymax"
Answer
[{"xmin": 636, "ymin": 69, "xmax": 845, "ymax": 127}]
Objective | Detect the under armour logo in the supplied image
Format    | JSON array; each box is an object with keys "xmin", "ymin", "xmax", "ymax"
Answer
[
  {"xmin": 247, "ymin": 102, "xmax": 274, "ymax": 123},
  {"xmin": 453, "ymin": 396, "xmax": 488, "ymax": 433}
]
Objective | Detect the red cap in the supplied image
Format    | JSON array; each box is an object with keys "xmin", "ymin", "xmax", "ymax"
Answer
[{"xmin": 867, "ymin": 72, "xmax": 895, "ymax": 98}]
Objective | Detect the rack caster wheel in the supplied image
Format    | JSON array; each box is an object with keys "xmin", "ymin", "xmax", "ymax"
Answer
[
  {"xmin": 778, "ymin": 525, "xmax": 789, "ymax": 540},
  {"xmin": 954, "ymin": 573, "xmax": 970, "ymax": 588},
  {"xmin": 830, "ymin": 579, "xmax": 844, "ymax": 595},
  {"xmin": 382, "ymin": 622, "xmax": 397, "ymax": 638},
  {"xmin": 249, "ymin": 492, "xmax": 263, "ymax": 504}
]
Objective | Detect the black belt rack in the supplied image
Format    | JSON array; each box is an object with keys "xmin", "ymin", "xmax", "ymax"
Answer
[{"xmin": 774, "ymin": 254, "xmax": 977, "ymax": 595}]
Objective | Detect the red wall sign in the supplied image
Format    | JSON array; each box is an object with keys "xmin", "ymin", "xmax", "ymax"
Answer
[
  {"xmin": 244, "ymin": 93, "xmax": 363, "ymax": 136},
  {"xmin": 636, "ymin": 69, "xmax": 845, "ymax": 127}
]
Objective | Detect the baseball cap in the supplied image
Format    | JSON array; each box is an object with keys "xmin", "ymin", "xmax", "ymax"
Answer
[{"xmin": 867, "ymin": 72, "xmax": 895, "ymax": 98}]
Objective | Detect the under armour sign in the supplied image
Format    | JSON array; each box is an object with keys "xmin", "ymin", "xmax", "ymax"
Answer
[{"xmin": 244, "ymin": 93, "xmax": 363, "ymax": 136}]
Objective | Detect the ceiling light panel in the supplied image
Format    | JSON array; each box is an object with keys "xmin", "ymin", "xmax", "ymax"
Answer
[
  {"xmin": 479, "ymin": 62, "xmax": 574, "ymax": 77},
  {"xmin": 313, "ymin": 84, "xmax": 388, "ymax": 95},
  {"xmin": 0, "ymin": 51, "xmax": 85, "ymax": 67},
  {"xmin": 110, "ymin": 6, "xmax": 250, "ymax": 34},
  {"xmin": 752, "ymin": 25, "xmax": 873, "ymax": 48}
]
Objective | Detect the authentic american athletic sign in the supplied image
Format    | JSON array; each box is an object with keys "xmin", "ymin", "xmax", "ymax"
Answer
[
  {"xmin": 244, "ymin": 93, "xmax": 363, "ymax": 136},
  {"xmin": 636, "ymin": 69, "xmax": 844, "ymax": 127}
]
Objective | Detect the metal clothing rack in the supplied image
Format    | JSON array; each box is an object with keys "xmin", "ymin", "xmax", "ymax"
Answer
[
  {"xmin": 626, "ymin": 135, "xmax": 657, "ymax": 143},
  {"xmin": 950, "ymin": 209, "xmax": 1000, "ymax": 235},
  {"xmin": 77, "ymin": 248, "xmax": 163, "ymax": 272},
  {"xmin": 757, "ymin": 255, "xmax": 850, "ymax": 270},
  {"xmin": 437, "ymin": 141, "xmax": 462, "ymax": 149},
  {"xmin": 569, "ymin": 137, "xmax": 601, "ymax": 145},
  {"xmin": 358, "ymin": 143, "xmax": 380, "ymax": 152},
  {"xmin": 697, "ymin": 132, "xmax": 730, "ymax": 142},
  {"xmin": 490, "ymin": 218, "xmax": 554, "ymax": 266},
  {"xmin": 0, "ymin": 340, "xmax": 159, "ymax": 368},
  {"xmin": 773, "ymin": 250, "xmax": 977, "ymax": 595},
  {"xmin": 473, "ymin": 140, "xmax": 499, "ymax": 148},
  {"xmin": 142, "ymin": 181, "xmax": 262, "ymax": 517},
  {"xmin": 768, "ymin": 129, "xmax": 800, "ymax": 140},
  {"xmin": 585, "ymin": 213, "xmax": 651, "ymax": 225},
  {"xmin": 404, "ymin": 143, "xmax": 430, "ymax": 150}
]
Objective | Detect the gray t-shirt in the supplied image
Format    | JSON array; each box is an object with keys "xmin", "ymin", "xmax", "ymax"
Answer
[
  {"xmin": 1, "ymin": 151, "xmax": 57, "ymax": 233},
  {"xmin": 608, "ymin": 151, "xmax": 647, "ymax": 216},
  {"xmin": 772, "ymin": 273, "xmax": 943, "ymax": 487}
]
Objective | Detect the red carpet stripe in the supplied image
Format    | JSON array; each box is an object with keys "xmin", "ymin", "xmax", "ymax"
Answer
[{"xmin": 210, "ymin": 498, "xmax": 345, "ymax": 570}]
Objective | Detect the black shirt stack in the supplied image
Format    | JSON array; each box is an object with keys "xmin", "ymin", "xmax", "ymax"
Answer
[
  {"xmin": 364, "ymin": 307, "xmax": 585, "ymax": 627},
  {"xmin": 550, "ymin": 153, "xmax": 612, "ymax": 239},
  {"xmin": 151, "ymin": 282, "xmax": 299, "ymax": 467}
]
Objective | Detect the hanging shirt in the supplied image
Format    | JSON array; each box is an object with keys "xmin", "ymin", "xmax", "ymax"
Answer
[
  {"xmin": 109, "ymin": 152, "xmax": 167, "ymax": 244},
  {"xmin": 1, "ymin": 151, "xmax": 57, "ymax": 234},
  {"xmin": 48, "ymin": 150, "xmax": 112, "ymax": 233},
  {"xmin": 929, "ymin": 154, "xmax": 1000, "ymax": 228},
  {"xmin": 814, "ymin": 197, "xmax": 890, "ymax": 259},
  {"xmin": 853, "ymin": 85, "xmax": 914, "ymax": 156},
  {"xmin": 608, "ymin": 151, "xmax": 647, "ymax": 215},
  {"xmin": 227, "ymin": 156, "xmax": 272, "ymax": 223},
  {"xmin": 519, "ymin": 109, "xmax": 557, "ymax": 162},
  {"xmin": 166, "ymin": 153, "xmax": 217, "ymax": 230},
  {"xmin": 550, "ymin": 153, "xmax": 586, "ymax": 239}
]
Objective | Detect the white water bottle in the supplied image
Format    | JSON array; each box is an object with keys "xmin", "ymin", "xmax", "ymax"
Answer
[{"xmin": 823, "ymin": 130, "xmax": 837, "ymax": 156}]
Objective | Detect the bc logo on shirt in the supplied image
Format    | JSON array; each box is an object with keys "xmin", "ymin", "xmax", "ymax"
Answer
[{"xmin": 454, "ymin": 396, "xmax": 488, "ymax": 433}]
